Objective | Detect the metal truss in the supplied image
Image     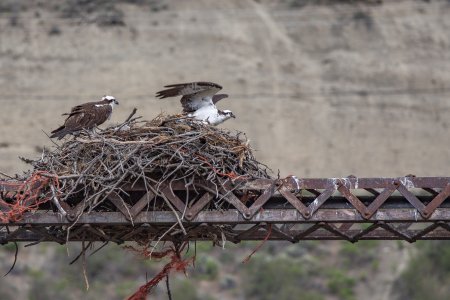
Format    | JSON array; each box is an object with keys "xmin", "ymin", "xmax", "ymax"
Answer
[{"xmin": 1, "ymin": 176, "xmax": 450, "ymax": 244}]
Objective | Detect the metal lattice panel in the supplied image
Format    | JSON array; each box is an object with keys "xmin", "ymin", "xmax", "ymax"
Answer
[{"xmin": 1, "ymin": 176, "xmax": 450, "ymax": 244}]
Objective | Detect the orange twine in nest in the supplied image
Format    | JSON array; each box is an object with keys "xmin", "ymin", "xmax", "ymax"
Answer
[
  {"xmin": 196, "ymin": 154, "xmax": 249, "ymax": 180},
  {"xmin": 0, "ymin": 171, "xmax": 59, "ymax": 223},
  {"xmin": 125, "ymin": 242, "xmax": 194, "ymax": 300}
]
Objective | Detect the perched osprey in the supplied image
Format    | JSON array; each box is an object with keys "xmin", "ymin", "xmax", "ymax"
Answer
[
  {"xmin": 156, "ymin": 81, "xmax": 235, "ymax": 125},
  {"xmin": 50, "ymin": 96, "xmax": 119, "ymax": 139}
]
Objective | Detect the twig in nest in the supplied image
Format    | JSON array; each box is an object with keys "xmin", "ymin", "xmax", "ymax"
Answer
[
  {"xmin": 148, "ymin": 185, "xmax": 187, "ymax": 236},
  {"xmin": 124, "ymin": 108, "xmax": 138, "ymax": 123},
  {"xmin": 242, "ymin": 224, "xmax": 272, "ymax": 264},
  {"xmin": 89, "ymin": 242, "xmax": 109, "ymax": 257},
  {"xmin": 82, "ymin": 240, "xmax": 90, "ymax": 290},
  {"xmin": 0, "ymin": 171, "xmax": 15, "ymax": 179},
  {"xmin": 115, "ymin": 107, "xmax": 140, "ymax": 132},
  {"xmin": 160, "ymin": 115, "xmax": 191, "ymax": 126},
  {"xmin": 69, "ymin": 241, "xmax": 93, "ymax": 265},
  {"xmin": 3, "ymin": 225, "xmax": 18, "ymax": 277},
  {"xmin": 149, "ymin": 223, "xmax": 178, "ymax": 258},
  {"xmin": 3, "ymin": 242, "xmax": 18, "ymax": 277},
  {"xmin": 166, "ymin": 274, "xmax": 172, "ymax": 300},
  {"xmin": 50, "ymin": 185, "xmax": 67, "ymax": 216}
]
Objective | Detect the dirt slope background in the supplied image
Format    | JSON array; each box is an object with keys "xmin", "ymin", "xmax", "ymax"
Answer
[
  {"xmin": 1, "ymin": 0, "xmax": 449, "ymax": 177},
  {"xmin": 0, "ymin": 1, "xmax": 449, "ymax": 300}
]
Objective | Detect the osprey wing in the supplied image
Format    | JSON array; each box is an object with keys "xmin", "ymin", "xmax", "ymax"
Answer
[
  {"xmin": 50, "ymin": 109, "xmax": 94, "ymax": 139},
  {"xmin": 156, "ymin": 81, "xmax": 223, "ymax": 112},
  {"xmin": 50, "ymin": 100, "xmax": 112, "ymax": 139},
  {"xmin": 62, "ymin": 101, "xmax": 96, "ymax": 117},
  {"xmin": 212, "ymin": 94, "xmax": 229, "ymax": 105}
]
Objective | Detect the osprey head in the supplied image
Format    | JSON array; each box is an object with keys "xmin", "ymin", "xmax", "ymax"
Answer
[
  {"xmin": 102, "ymin": 95, "xmax": 119, "ymax": 106},
  {"xmin": 221, "ymin": 110, "xmax": 235, "ymax": 119}
]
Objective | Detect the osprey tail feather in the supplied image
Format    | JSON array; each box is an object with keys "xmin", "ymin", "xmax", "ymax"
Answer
[{"xmin": 50, "ymin": 126, "xmax": 72, "ymax": 140}]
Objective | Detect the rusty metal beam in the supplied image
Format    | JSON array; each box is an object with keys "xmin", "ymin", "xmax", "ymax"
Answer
[
  {"xmin": 1, "ymin": 176, "xmax": 450, "ymax": 243},
  {"xmin": 4, "ymin": 208, "xmax": 450, "ymax": 225}
]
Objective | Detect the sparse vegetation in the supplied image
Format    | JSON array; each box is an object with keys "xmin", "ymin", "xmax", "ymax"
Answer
[
  {"xmin": 0, "ymin": 1, "xmax": 23, "ymax": 13},
  {"xmin": 171, "ymin": 280, "xmax": 202, "ymax": 300},
  {"xmin": 243, "ymin": 254, "xmax": 324, "ymax": 300},
  {"xmin": 193, "ymin": 255, "xmax": 219, "ymax": 281},
  {"xmin": 326, "ymin": 269, "xmax": 356, "ymax": 300},
  {"xmin": 394, "ymin": 241, "xmax": 450, "ymax": 300},
  {"xmin": 48, "ymin": 25, "xmax": 62, "ymax": 35},
  {"xmin": 28, "ymin": 274, "xmax": 72, "ymax": 300},
  {"xmin": 59, "ymin": 0, "xmax": 125, "ymax": 26},
  {"xmin": 340, "ymin": 240, "xmax": 379, "ymax": 267},
  {"xmin": 353, "ymin": 11, "xmax": 374, "ymax": 30},
  {"xmin": 55, "ymin": 0, "xmax": 169, "ymax": 26},
  {"xmin": 290, "ymin": 0, "xmax": 382, "ymax": 8}
]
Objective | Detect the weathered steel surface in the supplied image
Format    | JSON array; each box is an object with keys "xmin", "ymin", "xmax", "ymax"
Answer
[{"xmin": 1, "ymin": 176, "xmax": 450, "ymax": 243}]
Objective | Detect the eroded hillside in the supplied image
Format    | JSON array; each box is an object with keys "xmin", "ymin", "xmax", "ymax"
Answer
[{"xmin": 1, "ymin": 1, "xmax": 449, "ymax": 300}]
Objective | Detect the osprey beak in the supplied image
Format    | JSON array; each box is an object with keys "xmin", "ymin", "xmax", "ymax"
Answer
[{"xmin": 231, "ymin": 113, "xmax": 236, "ymax": 118}]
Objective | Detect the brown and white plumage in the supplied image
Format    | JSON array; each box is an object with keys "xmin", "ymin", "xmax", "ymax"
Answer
[
  {"xmin": 156, "ymin": 81, "xmax": 235, "ymax": 125},
  {"xmin": 156, "ymin": 81, "xmax": 229, "ymax": 112},
  {"xmin": 50, "ymin": 96, "xmax": 119, "ymax": 139}
]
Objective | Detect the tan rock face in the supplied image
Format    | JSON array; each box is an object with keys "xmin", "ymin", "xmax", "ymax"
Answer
[{"xmin": 1, "ymin": 0, "xmax": 449, "ymax": 177}]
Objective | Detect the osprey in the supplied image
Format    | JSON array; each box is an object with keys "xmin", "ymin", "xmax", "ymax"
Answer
[
  {"xmin": 156, "ymin": 81, "xmax": 235, "ymax": 125},
  {"xmin": 50, "ymin": 96, "xmax": 119, "ymax": 139}
]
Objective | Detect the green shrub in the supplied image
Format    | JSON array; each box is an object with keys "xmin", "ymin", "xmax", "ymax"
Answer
[
  {"xmin": 193, "ymin": 255, "xmax": 219, "ymax": 280},
  {"xmin": 340, "ymin": 241, "xmax": 379, "ymax": 267},
  {"xmin": 172, "ymin": 280, "xmax": 201, "ymax": 300},
  {"xmin": 327, "ymin": 269, "xmax": 355, "ymax": 300},
  {"xmin": 114, "ymin": 280, "xmax": 137, "ymax": 299},
  {"xmin": 395, "ymin": 241, "xmax": 450, "ymax": 300},
  {"xmin": 1, "ymin": 242, "xmax": 18, "ymax": 253},
  {"xmin": 28, "ymin": 276, "xmax": 72, "ymax": 300},
  {"xmin": 244, "ymin": 255, "xmax": 324, "ymax": 300}
]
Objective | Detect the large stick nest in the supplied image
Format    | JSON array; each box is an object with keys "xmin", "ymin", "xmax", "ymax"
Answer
[{"xmin": 27, "ymin": 112, "xmax": 272, "ymax": 212}]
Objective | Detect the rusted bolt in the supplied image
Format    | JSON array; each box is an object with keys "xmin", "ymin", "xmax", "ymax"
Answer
[
  {"xmin": 364, "ymin": 212, "xmax": 371, "ymax": 218},
  {"xmin": 304, "ymin": 212, "xmax": 310, "ymax": 218},
  {"xmin": 393, "ymin": 180, "xmax": 400, "ymax": 186},
  {"xmin": 244, "ymin": 212, "xmax": 251, "ymax": 219},
  {"xmin": 66, "ymin": 214, "xmax": 77, "ymax": 222},
  {"xmin": 186, "ymin": 213, "xmax": 193, "ymax": 219}
]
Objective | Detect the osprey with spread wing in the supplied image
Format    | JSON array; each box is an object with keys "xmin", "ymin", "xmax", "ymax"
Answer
[
  {"xmin": 156, "ymin": 81, "xmax": 235, "ymax": 125},
  {"xmin": 50, "ymin": 96, "xmax": 119, "ymax": 139}
]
